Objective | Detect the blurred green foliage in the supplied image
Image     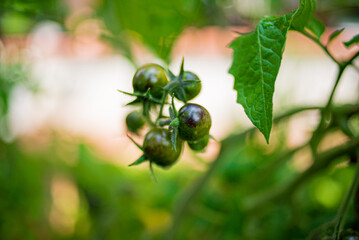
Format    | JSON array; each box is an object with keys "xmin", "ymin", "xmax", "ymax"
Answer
[
  {"xmin": 0, "ymin": 128, "xmax": 357, "ymax": 239},
  {"xmin": 1, "ymin": 61, "xmax": 357, "ymax": 239},
  {"xmin": 98, "ymin": 0, "xmax": 227, "ymax": 64},
  {"xmin": 0, "ymin": 0, "xmax": 67, "ymax": 35}
]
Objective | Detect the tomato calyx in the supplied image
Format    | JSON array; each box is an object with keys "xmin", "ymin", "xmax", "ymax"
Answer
[
  {"xmin": 118, "ymin": 88, "xmax": 165, "ymax": 105},
  {"xmin": 164, "ymin": 58, "xmax": 201, "ymax": 103}
]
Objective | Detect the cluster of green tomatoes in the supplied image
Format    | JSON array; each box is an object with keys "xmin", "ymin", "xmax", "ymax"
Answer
[{"xmin": 120, "ymin": 59, "xmax": 212, "ymax": 174}]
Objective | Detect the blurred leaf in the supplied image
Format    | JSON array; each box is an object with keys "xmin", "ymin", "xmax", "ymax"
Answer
[
  {"xmin": 101, "ymin": 33, "xmax": 135, "ymax": 66},
  {"xmin": 328, "ymin": 28, "xmax": 344, "ymax": 43},
  {"xmin": 0, "ymin": 0, "xmax": 67, "ymax": 27},
  {"xmin": 0, "ymin": 12, "xmax": 34, "ymax": 34},
  {"xmin": 291, "ymin": 0, "xmax": 316, "ymax": 31},
  {"xmin": 229, "ymin": 13, "xmax": 294, "ymax": 143},
  {"xmin": 343, "ymin": 34, "xmax": 359, "ymax": 48},
  {"xmin": 306, "ymin": 16, "xmax": 325, "ymax": 39},
  {"xmin": 99, "ymin": 0, "xmax": 207, "ymax": 63}
]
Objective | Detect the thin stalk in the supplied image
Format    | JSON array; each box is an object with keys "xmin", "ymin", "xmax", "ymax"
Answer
[
  {"xmin": 326, "ymin": 66, "xmax": 345, "ymax": 109},
  {"xmin": 302, "ymin": 29, "xmax": 359, "ymax": 156},
  {"xmin": 300, "ymin": 30, "xmax": 340, "ymax": 65},
  {"xmin": 143, "ymin": 100, "xmax": 156, "ymax": 128},
  {"xmin": 327, "ymin": 51, "xmax": 359, "ymax": 108},
  {"xmin": 156, "ymin": 90, "xmax": 168, "ymax": 124},
  {"xmin": 333, "ymin": 157, "xmax": 359, "ymax": 240}
]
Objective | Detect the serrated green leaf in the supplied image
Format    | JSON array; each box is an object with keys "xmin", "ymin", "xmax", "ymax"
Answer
[
  {"xmin": 343, "ymin": 34, "xmax": 359, "ymax": 48},
  {"xmin": 328, "ymin": 28, "xmax": 345, "ymax": 43},
  {"xmin": 229, "ymin": 13, "xmax": 294, "ymax": 143},
  {"xmin": 306, "ymin": 16, "xmax": 325, "ymax": 39},
  {"xmin": 292, "ymin": 0, "xmax": 316, "ymax": 31}
]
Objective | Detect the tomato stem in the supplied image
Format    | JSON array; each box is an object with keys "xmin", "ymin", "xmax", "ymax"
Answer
[{"xmin": 333, "ymin": 155, "xmax": 359, "ymax": 240}]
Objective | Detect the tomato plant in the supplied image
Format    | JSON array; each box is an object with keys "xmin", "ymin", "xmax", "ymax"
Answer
[
  {"xmin": 1, "ymin": 0, "xmax": 359, "ymax": 239},
  {"xmin": 118, "ymin": 0, "xmax": 359, "ymax": 237}
]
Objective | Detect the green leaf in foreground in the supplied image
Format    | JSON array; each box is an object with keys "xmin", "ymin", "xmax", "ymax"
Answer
[
  {"xmin": 291, "ymin": 0, "xmax": 316, "ymax": 31},
  {"xmin": 306, "ymin": 16, "xmax": 325, "ymax": 39},
  {"xmin": 343, "ymin": 34, "xmax": 359, "ymax": 48},
  {"xmin": 229, "ymin": 13, "xmax": 294, "ymax": 143}
]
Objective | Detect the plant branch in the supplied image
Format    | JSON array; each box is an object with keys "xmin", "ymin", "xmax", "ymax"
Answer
[
  {"xmin": 326, "ymin": 67, "xmax": 345, "ymax": 109},
  {"xmin": 333, "ymin": 155, "xmax": 359, "ymax": 240},
  {"xmin": 164, "ymin": 106, "xmax": 322, "ymax": 239},
  {"xmin": 143, "ymin": 100, "xmax": 156, "ymax": 128},
  {"xmin": 305, "ymin": 32, "xmax": 358, "ymax": 155},
  {"xmin": 300, "ymin": 30, "xmax": 340, "ymax": 65},
  {"xmin": 244, "ymin": 138, "xmax": 359, "ymax": 212},
  {"xmin": 156, "ymin": 90, "xmax": 168, "ymax": 124}
]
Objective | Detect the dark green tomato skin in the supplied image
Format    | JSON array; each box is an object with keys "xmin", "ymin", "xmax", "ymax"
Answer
[
  {"xmin": 175, "ymin": 71, "xmax": 201, "ymax": 101},
  {"xmin": 126, "ymin": 111, "xmax": 145, "ymax": 134},
  {"xmin": 188, "ymin": 134, "xmax": 209, "ymax": 152},
  {"xmin": 178, "ymin": 103, "xmax": 211, "ymax": 141},
  {"xmin": 143, "ymin": 128, "xmax": 183, "ymax": 167},
  {"xmin": 132, "ymin": 64, "xmax": 168, "ymax": 99}
]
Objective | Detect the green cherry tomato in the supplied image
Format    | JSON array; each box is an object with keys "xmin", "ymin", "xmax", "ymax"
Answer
[
  {"xmin": 132, "ymin": 64, "xmax": 168, "ymax": 99},
  {"xmin": 178, "ymin": 103, "xmax": 211, "ymax": 141},
  {"xmin": 175, "ymin": 71, "xmax": 202, "ymax": 101},
  {"xmin": 125, "ymin": 111, "xmax": 145, "ymax": 134},
  {"xmin": 188, "ymin": 134, "xmax": 209, "ymax": 152},
  {"xmin": 143, "ymin": 128, "xmax": 183, "ymax": 167}
]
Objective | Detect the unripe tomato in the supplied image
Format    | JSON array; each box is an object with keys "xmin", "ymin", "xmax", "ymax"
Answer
[
  {"xmin": 126, "ymin": 111, "xmax": 145, "ymax": 134},
  {"xmin": 143, "ymin": 128, "xmax": 183, "ymax": 167},
  {"xmin": 174, "ymin": 71, "xmax": 201, "ymax": 101},
  {"xmin": 132, "ymin": 64, "xmax": 168, "ymax": 99},
  {"xmin": 178, "ymin": 103, "xmax": 211, "ymax": 141},
  {"xmin": 188, "ymin": 134, "xmax": 209, "ymax": 151}
]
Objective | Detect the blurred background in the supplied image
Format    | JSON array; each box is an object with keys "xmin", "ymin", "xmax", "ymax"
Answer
[{"xmin": 0, "ymin": 0, "xmax": 359, "ymax": 239}]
